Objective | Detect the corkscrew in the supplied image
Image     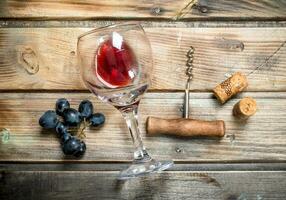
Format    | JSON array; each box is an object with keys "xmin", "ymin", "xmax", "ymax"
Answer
[
  {"xmin": 146, "ymin": 46, "xmax": 225, "ymax": 138},
  {"xmin": 183, "ymin": 46, "xmax": 194, "ymax": 118}
]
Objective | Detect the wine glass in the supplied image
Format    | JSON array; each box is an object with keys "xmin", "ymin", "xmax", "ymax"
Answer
[{"xmin": 77, "ymin": 23, "xmax": 173, "ymax": 180}]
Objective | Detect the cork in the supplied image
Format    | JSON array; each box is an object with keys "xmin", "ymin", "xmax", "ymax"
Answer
[
  {"xmin": 213, "ymin": 72, "xmax": 248, "ymax": 104},
  {"xmin": 233, "ymin": 97, "xmax": 257, "ymax": 119}
]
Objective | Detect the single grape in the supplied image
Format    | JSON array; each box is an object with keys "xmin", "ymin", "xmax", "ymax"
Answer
[
  {"xmin": 61, "ymin": 137, "xmax": 81, "ymax": 155},
  {"xmin": 63, "ymin": 108, "xmax": 82, "ymax": 126},
  {"xmin": 89, "ymin": 113, "xmax": 105, "ymax": 127},
  {"xmin": 55, "ymin": 121, "xmax": 68, "ymax": 136},
  {"xmin": 39, "ymin": 110, "xmax": 59, "ymax": 129},
  {"xmin": 73, "ymin": 141, "xmax": 86, "ymax": 157},
  {"xmin": 56, "ymin": 98, "xmax": 70, "ymax": 116},
  {"xmin": 61, "ymin": 133, "xmax": 72, "ymax": 144},
  {"xmin": 78, "ymin": 100, "xmax": 93, "ymax": 119}
]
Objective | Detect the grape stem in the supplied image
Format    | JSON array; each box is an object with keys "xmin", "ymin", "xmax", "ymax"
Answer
[{"xmin": 77, "ymin": 118, "xmax": 91, "ymax": 139}]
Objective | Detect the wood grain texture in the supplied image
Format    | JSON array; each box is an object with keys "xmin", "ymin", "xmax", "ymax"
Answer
[
  {"xmin": 0, "ymin": 0, "xmax": 286, "ymax": 20},
  {"xmin": 0, "ymin": 170, "xmax": 285, "ymax": 200},
  {"xmin": 0, "ymin": 92, "xmax": 285, "ymax": 162},
  {"xmin": 0, "ymin": 27, "xmax": 285, "ymax": 91}
]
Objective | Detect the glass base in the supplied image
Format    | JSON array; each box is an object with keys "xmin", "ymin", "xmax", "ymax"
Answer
[{"xmin": 118, "ymin": 159, "xmax": 174, "ymax": 180}]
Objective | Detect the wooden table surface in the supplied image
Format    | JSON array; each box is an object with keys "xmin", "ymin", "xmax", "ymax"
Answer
[{"xmin": 0, "ymin": 1, "xmax": 286, "ymax": 199}]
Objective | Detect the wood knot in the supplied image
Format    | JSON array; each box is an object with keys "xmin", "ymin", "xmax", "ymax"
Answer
[
  {"xmin": 1, "ymin": 128, "xmax": 10, "ymax": 144},
  {"xmin": 150, "ymin": 7, "xmax": 164, "ymax": 16},
  {"xmin": 70, "ymin": 51, "xmax": 75, "ymax": 56},
  {"xmin": 195, "ymin": 4, "xmax": 208, "ymax": 13},
  {"xmin": 193, "ymin": 0, "xmax": 209, "ymax": 14},
  {"xmin": 19, "ymin": 46, "xmax": 39, "ymax": 74},
  {"xmin": 217, "ymin": 37, "xmax": 244, "ymax": 52},
  {"xmin": 175, "ymin": 147, "xmax": 183, "ymax": 153}
]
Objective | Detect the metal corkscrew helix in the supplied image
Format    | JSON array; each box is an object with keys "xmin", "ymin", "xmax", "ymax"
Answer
[{"xmin": 183, "ymin": 46, "xmax": 194, "ymax": 119}]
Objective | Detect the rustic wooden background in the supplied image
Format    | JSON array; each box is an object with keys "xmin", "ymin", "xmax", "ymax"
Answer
[{"xmin": 0, "ymin": 0, "xmax": 286, "ymax": 199}]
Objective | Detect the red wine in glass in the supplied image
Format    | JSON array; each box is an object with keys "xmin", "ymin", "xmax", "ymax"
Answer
[{"xmin": 95, "ymin": 38, "xmax": 138, "ymax": 88}]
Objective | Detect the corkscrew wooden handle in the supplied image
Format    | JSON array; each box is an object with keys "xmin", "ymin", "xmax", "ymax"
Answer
[{"xmin": 146, "ymin": 117, "xmax": 225, "ymax": 137}]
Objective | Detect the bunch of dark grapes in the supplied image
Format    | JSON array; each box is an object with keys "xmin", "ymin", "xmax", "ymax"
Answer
[{"xmin": 39, "ymin": 98, "xmax": 105, "ymax": 157}]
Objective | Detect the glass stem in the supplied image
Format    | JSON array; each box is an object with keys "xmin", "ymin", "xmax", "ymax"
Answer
[{"xmin": 120, "ymin": 104, "xmax": 151, "ymax": 162}]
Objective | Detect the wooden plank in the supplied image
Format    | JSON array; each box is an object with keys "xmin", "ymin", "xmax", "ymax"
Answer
[
  {"xmin": 0, "ymin": 170, "xmax": 285, "ymax": 200},
  {"xmin": 0, "ymin": 92, "xmax": 285, "ymax": 162},
  {"xmin": 0, "ymin": 27, "xmax": 285, "ymax": 91},
  {"xmin": 0, "ymin": 0, "xmax": 286, "ymax": 20}
]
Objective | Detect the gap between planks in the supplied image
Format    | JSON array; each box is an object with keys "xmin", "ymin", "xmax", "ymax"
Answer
[
  {"xmin": 1, "ymin": 162, "xmax": 286, "ymax": 171},
  {"xmin": 1, "ymin": 20, "xmax": 286, "ymax": 28},
  {"xmin": 1, "ymin": 90, "xmax": 286, "ymax": 93}
]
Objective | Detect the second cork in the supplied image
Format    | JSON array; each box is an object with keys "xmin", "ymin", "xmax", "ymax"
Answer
[{"xmin": 233, "ymin": 97, "xmax": 257, "ymax": 119}]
